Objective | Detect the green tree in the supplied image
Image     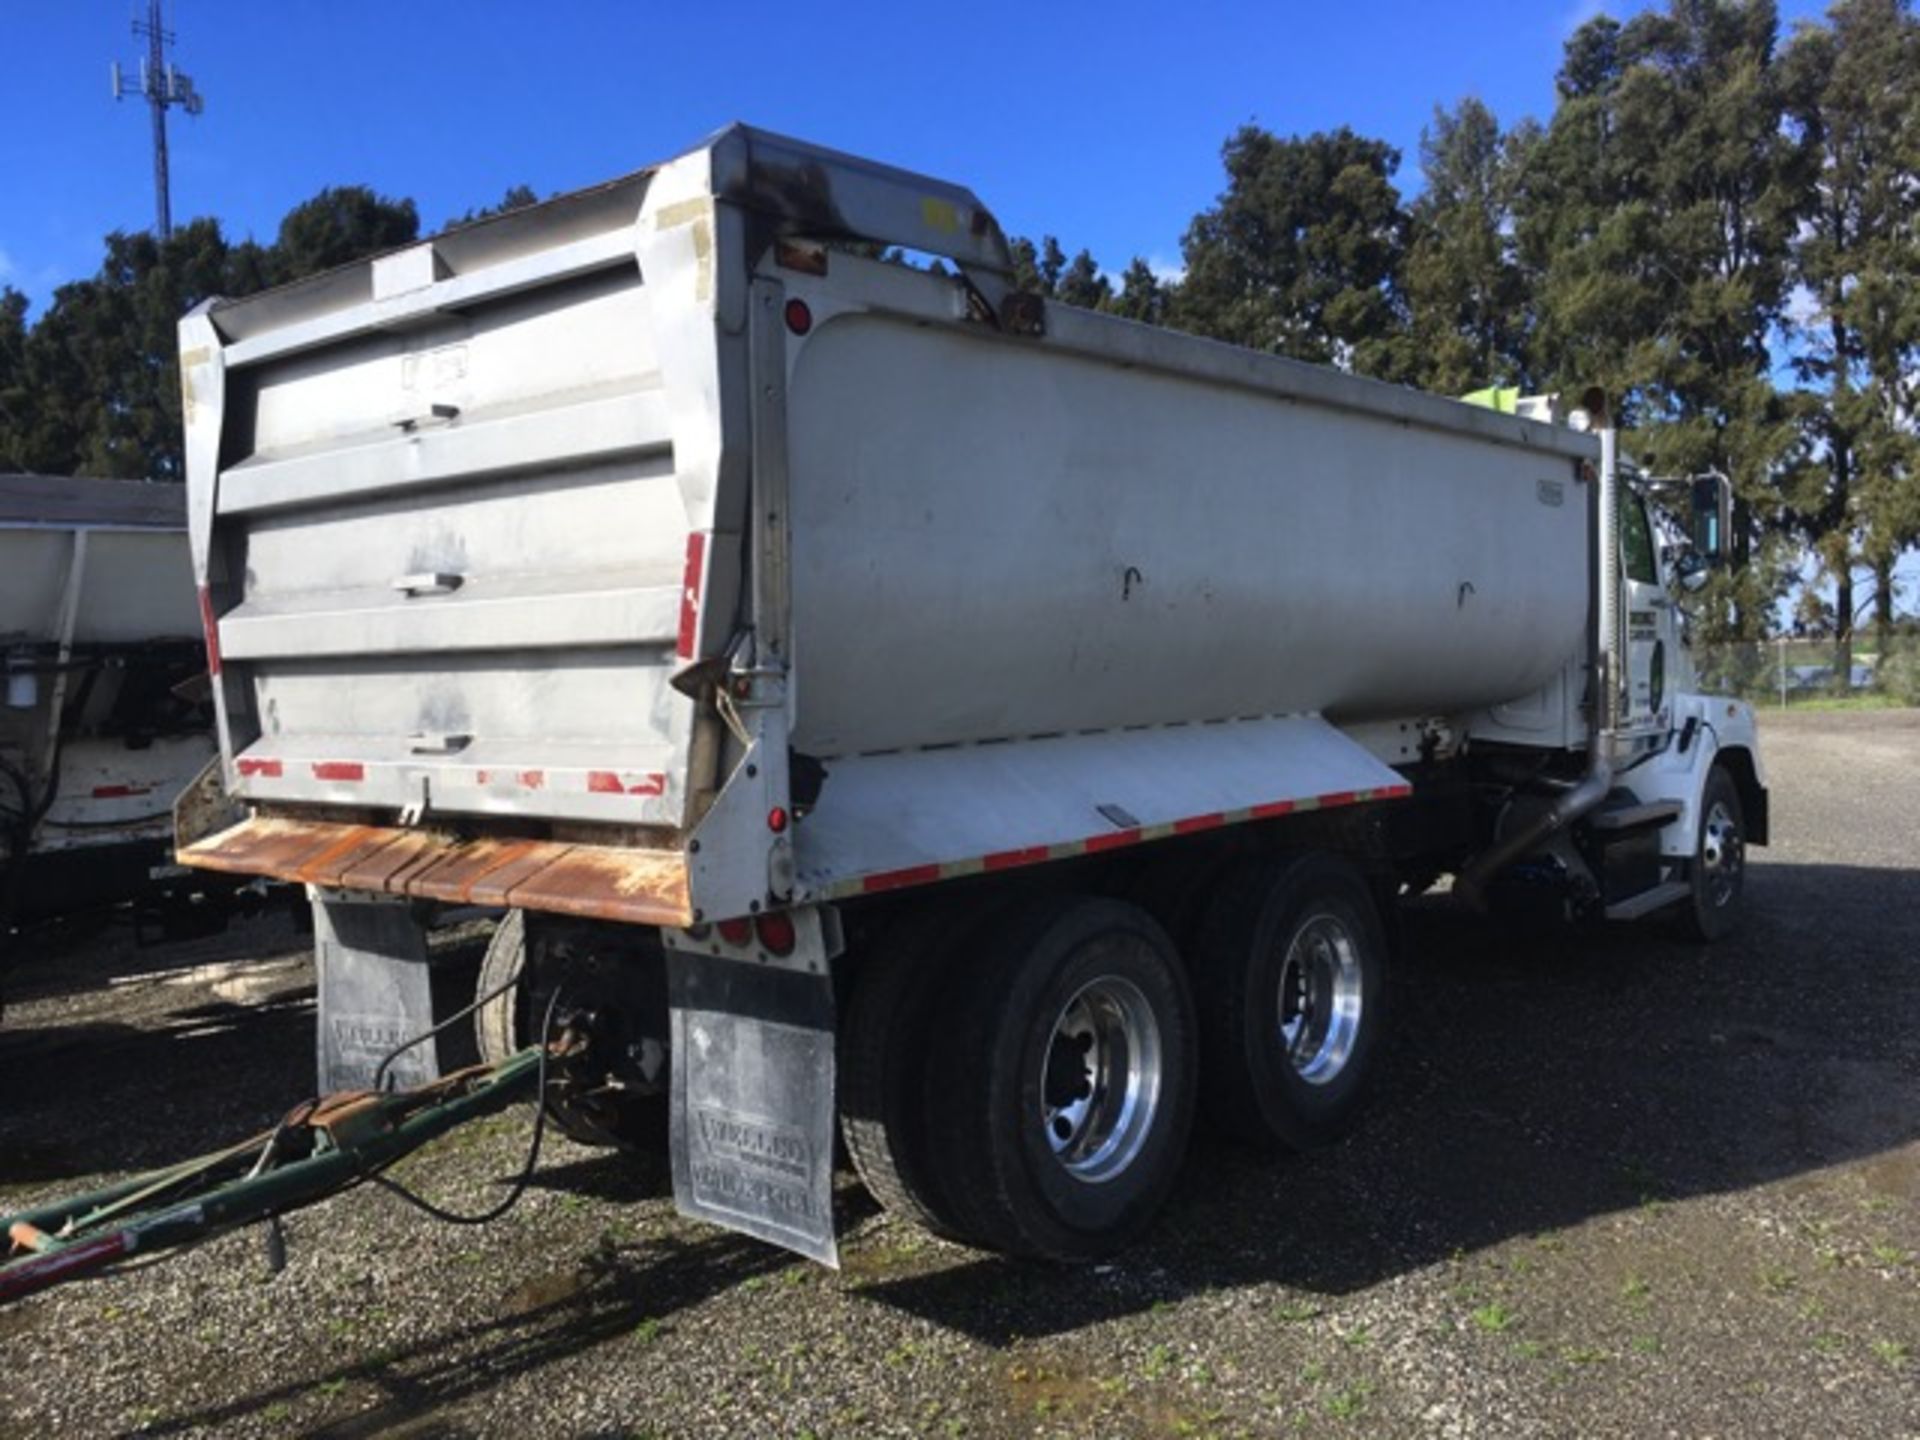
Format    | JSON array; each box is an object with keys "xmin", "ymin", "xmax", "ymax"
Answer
[
  {"xmin": 1007, "ymin": 234, "xmax": 1114, "ymax": 311},
  {"xmin": 1055, "ymin": 249, "xmax": 1113, "ymax": 310},
  {"xmin": 0, "ymin": 287, "xmax": 28, "ymax": 470},
  {"xmin": 3, "ymin": 183, "xmax": 420, "ymax": 481},
  {"xmin": 445, "ymin": 184, "xmax": 539, "ymax": 229},
  {"xmin": 1111, "ymin": 258, "xmax": 1171, "ymax": 326},
  {"xmin": 1007, "ymin": 235, "xmax": 1043, "ymax": 294},
  {"xmin": 7, "ymin": 221, "xmax": 240, "ymax": 479},
  {"xmin": 1781, "ymin": 0, "xmax": 1920, "ymax": 672},
  {"xmin": 1172, "ymin": 125, "xmax": 1409, "ymax": 376},
  {"xmin": 1401, "ymin": 98, "xmax": 1532, "ymax": 395},
  {"xmin": 1559, "ymin": 12, "xmax": 1625, "ymax": 96},
  {"xmin": 1038, "ymin": 236, "xmax": 1068, "ymax": 296},
  {"xmin": 1516, "ymin": 1, "xmax": 1808, "ymax": 643},
  {"xmin": 267, "ymin": 185, "xmax": 419, "ymax": 285}
]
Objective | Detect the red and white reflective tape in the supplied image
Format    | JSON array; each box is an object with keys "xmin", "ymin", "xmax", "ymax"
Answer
[
  {"xmin": 472, "ymin": 768, "xmax": 549, "ymax": 791},
  {"xmin": 471, "ymin": 768, "xmax": 667, "ymax": 798},
  {"xmin": 586, "ymin": 770, "xmax": 667, "ymax": 797},
  {"xmin": 232, "ymin": 758, "xmax": 361, "ymax": 783},
  {"xmin": 236, "ymin": 760, "xmax": 666, "ymax": 800},
  {"xmin": 676, "ymin": 531, "xmax": 708, "ymax": 661},
  {"xmin": 838, "ymin": 783, "xmax": 1414, "ymax": 899}
]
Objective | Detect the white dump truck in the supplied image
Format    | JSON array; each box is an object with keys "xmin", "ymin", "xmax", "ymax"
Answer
[
  {"xmin": 174, "ymin": 126, "xmax": 1767, "ymax": 1265},
  {"xmin": 0, "ymin": 474, "xmax": 223, "ymax": 942}
]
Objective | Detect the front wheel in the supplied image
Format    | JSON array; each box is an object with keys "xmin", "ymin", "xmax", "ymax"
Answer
[{"xmin": 1675, "ymin": 764, "xmax": 1745, "ymax": 942}]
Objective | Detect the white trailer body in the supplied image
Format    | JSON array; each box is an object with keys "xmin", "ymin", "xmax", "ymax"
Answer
[
  {"xmin": 0, "ymin": 475, "xmax": 218, "ymax": 925},
  {"xmin": 177, "ymin": 127, "xmax": 1768, "ymax": 1265}
]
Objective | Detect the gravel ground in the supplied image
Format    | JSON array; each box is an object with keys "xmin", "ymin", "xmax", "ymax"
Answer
[{"xmin": 1, "ymin": 710, "xmax": 1915, "ymax": 1439}]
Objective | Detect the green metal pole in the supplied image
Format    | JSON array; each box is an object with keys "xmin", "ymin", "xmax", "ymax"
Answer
[{"xmin": 0, "ymin": 1049, "xmax": 544, "ymax": 1306}]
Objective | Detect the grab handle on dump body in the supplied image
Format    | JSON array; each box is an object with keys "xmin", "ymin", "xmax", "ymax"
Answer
[
  {"xmin": 408, "ymin": 732, "xmax": 472, "ymax": 755},
  {"xmin": 391, "ymin": 571, "xmax": 463, "ymax": 597},
  {"xmin": 707, "ymin": 124, "xmax": 1014, "ymax": 280}
]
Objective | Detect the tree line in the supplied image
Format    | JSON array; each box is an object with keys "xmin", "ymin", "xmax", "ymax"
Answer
[
  {"xmin": 1, "ymin": 0, "xmax": 1913, "ymax": 669},
  {"xmin": 1013, "ymin": 0, "xmax": 1917, "ymax": 671}
]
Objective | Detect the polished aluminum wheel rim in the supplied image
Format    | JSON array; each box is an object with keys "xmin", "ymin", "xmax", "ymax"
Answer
[
  {"xmin": 1040, "ymin": 976, "xmax": 1162, "ymax": 1183},
  {"xmin": 1700, "ymin": 799, "xmax": 1743, "ymax": 908},
  {"xmin": 1278, "ymin": 913, "xmax": 1364, "ymax": 1086}
]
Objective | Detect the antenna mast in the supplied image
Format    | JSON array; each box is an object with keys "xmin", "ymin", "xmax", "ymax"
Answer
[{"xmin": 112, "ymin": 0, "xmax": 205, "ymax": 241}]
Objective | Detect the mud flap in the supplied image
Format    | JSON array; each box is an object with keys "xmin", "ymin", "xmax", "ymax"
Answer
[
  {"xmin": 312, "ymin": 893, "xmax": 478, "ymax": 1093},
  {"xmin": 665, "ymin": 950, "xmax": 838, "ymax": 1266}
]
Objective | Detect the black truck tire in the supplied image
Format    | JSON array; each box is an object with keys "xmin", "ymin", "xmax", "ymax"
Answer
[
  {"xmin": 1674, "ymin": 763, "xmax": 1746, "ymax": 942},
  {"xmin": 474, "ymin": 909, "xmax": 667, "ymax": 1150},
  {"xmin": 1191, "ymin": 853, "xmax": 1389, "ymax": 1149},
  {"xmin": 839, "ymin": 902, "xmax": 981, "ymax": 1242},
  {"xmin": 923, "ymin": 896, "xmax": 1198, "ymax": 1261}
]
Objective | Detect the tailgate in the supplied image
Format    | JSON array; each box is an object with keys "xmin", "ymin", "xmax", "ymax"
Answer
[{"xmin": 183, "ymin": 171, "xmax": 723, "ymax": 833}]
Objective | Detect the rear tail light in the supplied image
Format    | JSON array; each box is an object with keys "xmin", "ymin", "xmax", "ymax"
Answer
[
  {"xmin": 754, "ymin": 911, "xmax": 797, "ymax": 956},
  {"xmin": 716, "ymin": 917, "xmax": 753, "ymax": 946}
]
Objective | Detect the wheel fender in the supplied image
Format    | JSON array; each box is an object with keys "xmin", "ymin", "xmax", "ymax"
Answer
[{"xmin": 1640, "ymin": 693, "xmax": 1765, "ymax": 858}]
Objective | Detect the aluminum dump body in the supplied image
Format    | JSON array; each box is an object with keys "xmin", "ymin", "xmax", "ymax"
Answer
[
  {"xmin": 2, "ymin": 474, "xmax": 215, "ymax": 913},
  {"xmin": 184, "ymin": 170, "xmax": 694, "ymax": 831},
  {"xmin": 179, "ymin": 126, "xmax": 1599, "ymax": 925},
  {"xmin": 0, "ymin": 474, "xmax": 197, "ymax": 645},
  {"xmin": 784, "ymin": 305, "xmax": 1590, "ymax": 754}
]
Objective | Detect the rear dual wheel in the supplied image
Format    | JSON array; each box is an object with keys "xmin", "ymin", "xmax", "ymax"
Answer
[
  {"xmin": 1191, "ymin": 853, "xmax": 1388, "ymax": 1149},
  {"xmin": 838, "ymin": 902, "xmax": 983, "ymax": 1242},
  {"xmin": 842, "ymin": 895, "xmax": 1199, "ymax": 1261},
  {"xmin": 841, "ymin": 858, "xmax": 1392, "ymax": 1257}
]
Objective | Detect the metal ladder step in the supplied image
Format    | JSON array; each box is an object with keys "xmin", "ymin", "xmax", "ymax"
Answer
[
  {"xmin": 1590, "ymin": 800, "xmax": 1684, "ymax": 833},
  {"xmin": 1603, "ymin": 879, "xmax": 1690, "ymax": 921}
]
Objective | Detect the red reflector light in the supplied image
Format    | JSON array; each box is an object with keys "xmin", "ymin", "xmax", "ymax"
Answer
[
  {"xmin": 768, "ymin": 806, "xmax": 789, "ymax": 833},
  {"xmin": 784, "ymin": 298, "xmax": 813, "ymax": 336},
  {"xmin": 755, "ymin": 911, "xmax": 797, "ymax": 956},
  {"xmin": 716, "ymin": 917, "xmax": 753, "ymax": 946}
]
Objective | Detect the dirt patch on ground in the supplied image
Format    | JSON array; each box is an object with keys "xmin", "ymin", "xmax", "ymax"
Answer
[{"xmin": 0, "ymin": 712, "xmax": 1914, "ymax": 1437}]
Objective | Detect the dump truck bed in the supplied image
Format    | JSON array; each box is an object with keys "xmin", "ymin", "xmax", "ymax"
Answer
[{"xmin": 180, "ymin": 125, "xmax": 1597, "ymax": 928}]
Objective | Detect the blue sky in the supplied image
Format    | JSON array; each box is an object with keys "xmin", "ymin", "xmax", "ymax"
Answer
[
  {"xmin": 8, "ymin": 1, "xmax": 1900, "ymax": 621},
  {"xmin": 2, "ymin": 0, "xmax": 1834, "ymax": 317}
]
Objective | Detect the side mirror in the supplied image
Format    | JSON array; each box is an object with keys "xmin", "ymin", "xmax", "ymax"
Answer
[
  {"xmin": 1664, "ymin": 544, "xmax": 1711, "ymax": 593},
  {"xmin": 1690, "ymin": 476, "xmax": 1728, "ymax": 564}
]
